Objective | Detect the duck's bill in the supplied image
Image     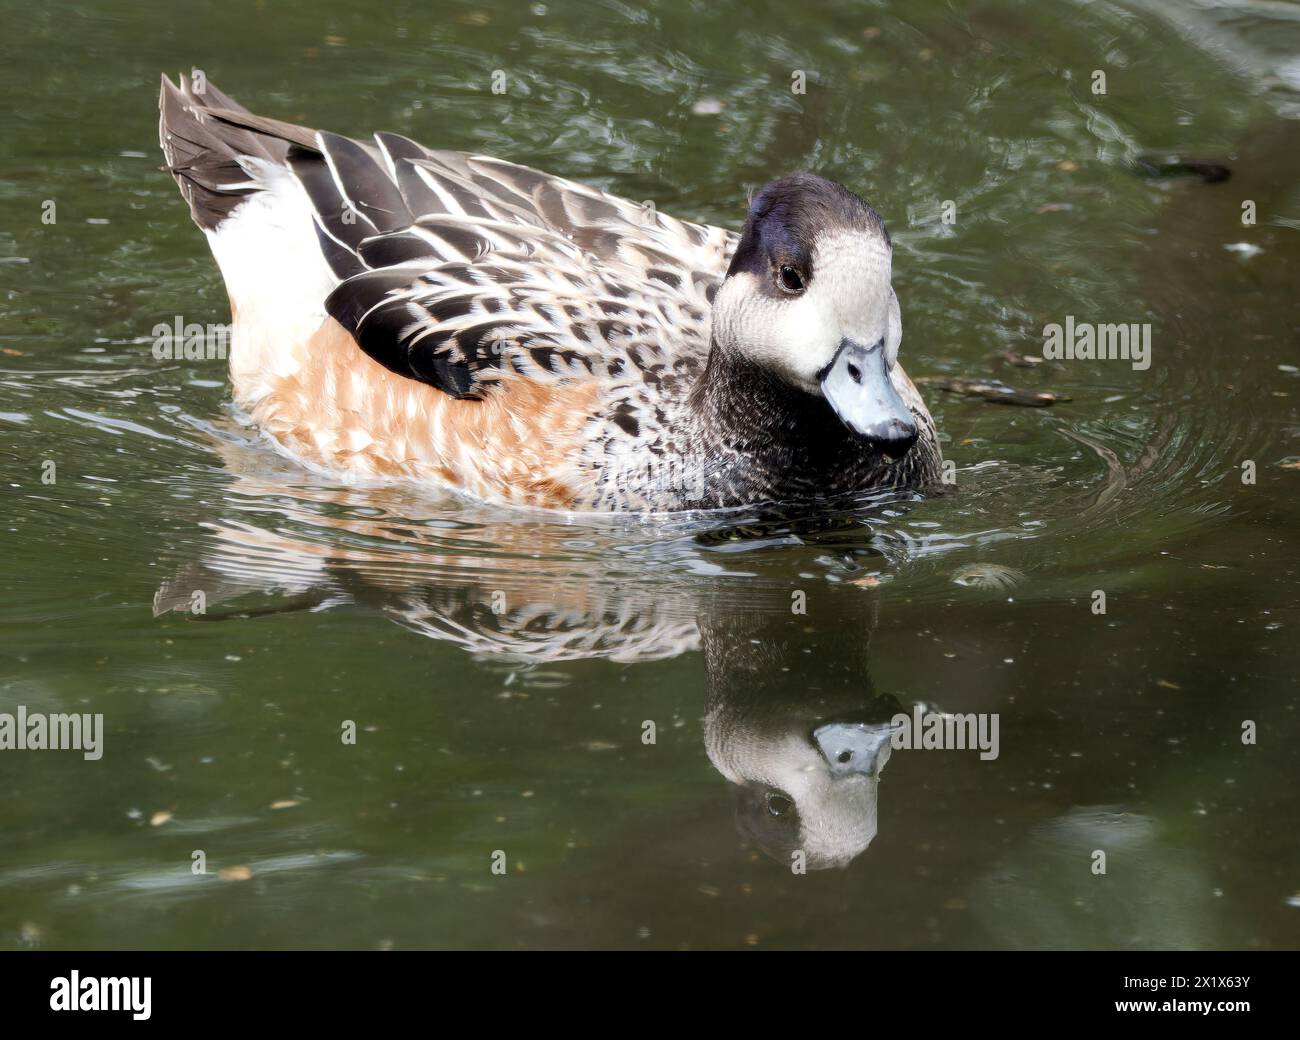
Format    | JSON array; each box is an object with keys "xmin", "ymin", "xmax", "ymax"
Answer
[
  {"xmin": 813, "ymin": 721, "xmax": 895, "ymax": 779},
  {"xmin": 819, "ymin": 338, "xmax": 918, "ymax": 459}
]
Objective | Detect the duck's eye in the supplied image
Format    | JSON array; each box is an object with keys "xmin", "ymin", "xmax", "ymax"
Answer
[{"xmin": 777, "ymin": 265, "xmax": 805, "ymax": 294}]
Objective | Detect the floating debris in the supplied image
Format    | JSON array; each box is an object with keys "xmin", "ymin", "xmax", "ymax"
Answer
[
  {"xmin": 921, "ymin": 376, "xmax": 1070, "ymax": 407},
  {"xmin": 218, "ymin": 865, "xmax": 253, "ymax": 882},
  {"xmin": 584, "ymin": 740, "xmax": 619, "ymax": 751},
  {"xmin": 1132, "ymin": 155, "xmax": 1231, "ymax": 183},
  {"xmin": 999, "ymin": 349, "xmax": 1044, "ymax": 367},
  {"xmin": 952, "ymin": 563, "xmax": 1023, "ymax": 590}
]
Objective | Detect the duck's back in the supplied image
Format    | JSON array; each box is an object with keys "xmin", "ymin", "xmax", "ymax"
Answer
[
  {"xmin": 313, "ymin": 142, "xmax": 736, "ymax": 396},
  {"xmin": 160, "ymin": 74, "xmax": 736, "ymax": 508}
]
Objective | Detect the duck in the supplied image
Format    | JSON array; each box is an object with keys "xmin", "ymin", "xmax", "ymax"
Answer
[{"xmin": 158, "ymin": 74, "xmax": 942, "ymax": 512}]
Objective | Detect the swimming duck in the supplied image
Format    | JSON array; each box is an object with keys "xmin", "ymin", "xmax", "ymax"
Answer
[{"xmin": 158, "ymin": 74, "xmax": 941, "ymax": 511}]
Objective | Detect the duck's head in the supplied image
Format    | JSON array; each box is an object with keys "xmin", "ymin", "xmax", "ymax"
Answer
[
  {"xmin": 713, "ymin": 173, "xmax": 916, "ymax": 458},
  {"xmin": 726, "ymin": 721, "xmax": 895, "ymax": 871}
]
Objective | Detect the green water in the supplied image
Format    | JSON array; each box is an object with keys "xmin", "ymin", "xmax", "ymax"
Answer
[{"xmin": 1, "ymin": 0, "xmax": 1298, "ymax": 949}]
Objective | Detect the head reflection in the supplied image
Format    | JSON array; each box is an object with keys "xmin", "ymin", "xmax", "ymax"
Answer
[{"xmin": 699, "ymin": 599, "xmax": 900, "ymax": 870}]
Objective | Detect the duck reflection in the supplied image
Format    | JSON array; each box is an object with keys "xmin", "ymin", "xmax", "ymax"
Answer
[{"xmin": 156, "ymin": 429, "xmax": 903, "ymax": 868}]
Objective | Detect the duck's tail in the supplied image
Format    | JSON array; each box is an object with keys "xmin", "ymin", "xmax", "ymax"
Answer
[
  {"xmin": 158, "ymin": 72, "xmax": 316, "ymax": 230},
  {"xmin": 158, "ymin": 74, "xmax": 339, "ymax": 385}
]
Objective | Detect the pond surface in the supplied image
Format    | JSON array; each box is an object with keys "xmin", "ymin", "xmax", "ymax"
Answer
[{"xmin": 1, "ymin": 0, "xmax": 1298, "ymax": 949}]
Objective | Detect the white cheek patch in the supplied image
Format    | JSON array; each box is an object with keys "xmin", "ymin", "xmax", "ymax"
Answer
[
  {"xmin": 712, "ymin": 275, "xmax": 839, "ymax": 392},
  {"xmin": 712, "ymin": 230, "xmax": 897, "ymax": 393},
  {"xmin": 811, "ymin": 230, "xmax": 893, "ymax": 349},
  {"xmin": 885, "ymin": 287, "xmax": 902, "ymax": 369}
]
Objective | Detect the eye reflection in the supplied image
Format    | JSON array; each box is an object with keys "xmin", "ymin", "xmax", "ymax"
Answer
[{"xmin": 767, "ymin": 793, "xmax": 793, "ymax": 817}]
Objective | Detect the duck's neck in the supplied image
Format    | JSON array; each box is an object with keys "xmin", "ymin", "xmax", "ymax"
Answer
[{"xmin": 690, "ymin": 340, "xmax": 872, "ymax": 503}]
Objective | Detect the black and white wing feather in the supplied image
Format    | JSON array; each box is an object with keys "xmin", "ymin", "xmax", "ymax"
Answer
[{"xmin": 287, "ymin": 130, "xmax": 735, "ymax": 400}]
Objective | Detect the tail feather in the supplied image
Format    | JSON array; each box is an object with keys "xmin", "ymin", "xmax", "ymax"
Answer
[
  {"xmin": 158, "ymin": 74, "xmax": 340, "ymax": 398},
  {"xmin": 159, "ymin": 72, "xmax": 310, "ymax": 230}
]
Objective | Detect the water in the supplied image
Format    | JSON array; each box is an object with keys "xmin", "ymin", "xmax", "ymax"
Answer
[{"xmin": 1, "ymin": 0, "xmax": 1298, "ymax": 949}]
